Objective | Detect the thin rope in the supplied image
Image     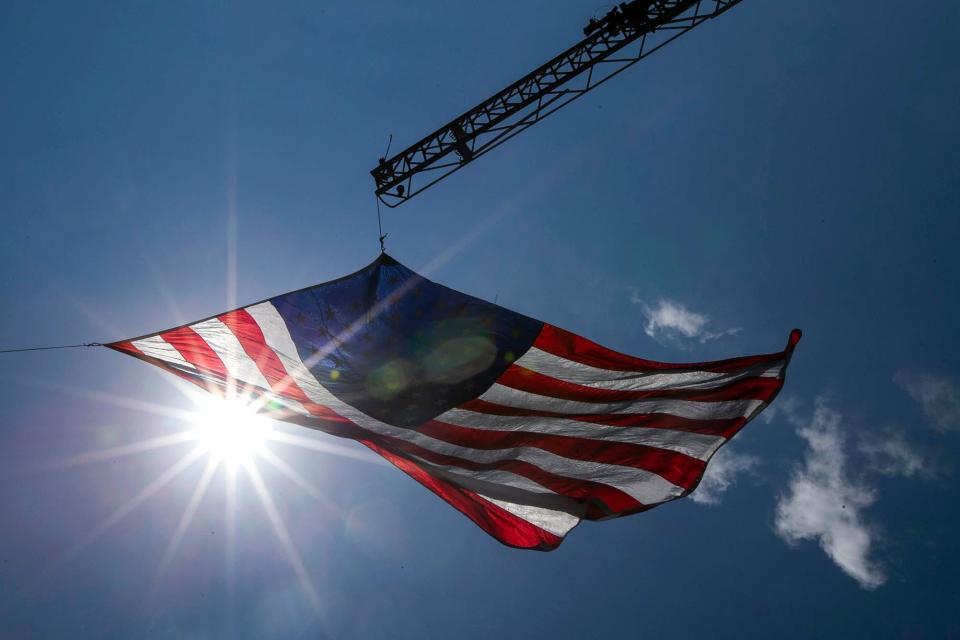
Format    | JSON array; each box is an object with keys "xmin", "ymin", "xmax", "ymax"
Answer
[
  {"xmin": 376, "ymin": 195, "xmax": 388, "ymax": 253},
  {"xmin": 0, "ymin": 342, "xmax": 102, "ymax": 355},
  {"xmin": 383, "ymin": 133, "xmax": 393, "ymax": 160},
  {"xmin": 375, "ymin": 134, "xmax": 393, "ymax": 254}
]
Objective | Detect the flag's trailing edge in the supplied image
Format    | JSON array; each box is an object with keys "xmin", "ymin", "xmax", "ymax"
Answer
[{"xmin": 108, "ymin": 254, "xmax": 800, "ymax": 551}]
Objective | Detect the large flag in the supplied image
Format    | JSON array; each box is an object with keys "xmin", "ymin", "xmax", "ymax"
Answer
[{"xmin": 108, "ymin": 254, "xmax": 800, "ymax": 550}]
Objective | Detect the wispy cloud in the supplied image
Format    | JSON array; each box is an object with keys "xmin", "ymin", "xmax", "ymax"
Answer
[
  {"xmin": 857, "ymin": 429, "xmax": 928, "ymax": 478},
  {"xmin": 760, "ymin": 394, "xmax": 799, "ymax": 425},
  {"xmin": 894, "ymin": 370, "xmax": 960, "ymax": 432},
  {"xmin": 634, "ymin": 298, "xmax": 739, "ymax": 348},
  {"xmin": 690, "ymin": 446, "xmax": 758, "ymax": 505},
  {"xmin": 774, "ymin": 398, "xmax": 886, "ymax": 590}
]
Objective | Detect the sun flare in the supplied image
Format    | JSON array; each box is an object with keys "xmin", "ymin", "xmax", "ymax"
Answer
[
  {"xmin": 61, "ymin": 383, "xmax": 360, "ymax": 615},
  {"xmin": 189, "ymin": 394, "xmax": 271, "ymax": 465}
]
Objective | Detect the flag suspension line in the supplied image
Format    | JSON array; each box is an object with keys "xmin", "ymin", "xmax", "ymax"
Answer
[
  {"xmin": 0, "ymin": 342, "xmax": 102, "ymax": 355},
  {"xmin": 375, "ymin": 134, "xmax": 392, "ymax": 254},
  {"xmin": 376, "ymin": 195, "xmax": 387, "ymax": 254}
]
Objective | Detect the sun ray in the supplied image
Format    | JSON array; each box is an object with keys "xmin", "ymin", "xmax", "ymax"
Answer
[
  {"xmin": 58, "ymin": 447, "xmax": 206, "ymax": 565},
  {"xmin": 135, "ymin": 244, "xmax": 188, "ymax": 328},
  {"xmin": 267, "ymin": 430, "xmax": 389, "ymax": 467},
  {"xmin": 256, "ymin": 447, "xmax": 341, "ymax": 515},
  {"xmin": 46, "ymin": 431, "xmax": 198, "ymax": 468},
  {"xmin": 224, "ymin": 459, "xmax": 238, "ymax": 631},
  {"xmin": 2, "ymin": 447, "xmax": 207, "ymax": 616},
  {"xmin": 244, "ymin": 459, "xmax": 323, "ymax": 616},
  {"xmin": 225, "ymin": 131, "xmax": 238, "ymax": 315},
  {"xmin": 15, "ymin": 375, "xmax": 198, "ymax": 422},
  {"xmin": 152, "ymin": 455, "xmax": 222, "ymax": 587}
]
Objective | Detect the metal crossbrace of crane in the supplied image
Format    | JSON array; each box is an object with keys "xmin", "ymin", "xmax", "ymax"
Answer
[{"xmin": 371, "ymin": 0, "xmax": 745, "ymax": 207}]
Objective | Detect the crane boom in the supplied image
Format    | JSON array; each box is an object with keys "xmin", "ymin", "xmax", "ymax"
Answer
[{"xmin": 371, "ymin": 0, "xmax": 745, "ymax": 207}]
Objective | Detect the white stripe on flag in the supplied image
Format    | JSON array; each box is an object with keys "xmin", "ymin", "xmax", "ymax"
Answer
[
  {"xmin": 401, "ymin": 454, "xmax": 587, "ymax": 533},
  {"xmin": 190, "ymin": 317, "xmax": 308, "ymax": 415},
  {"xmin": 387, "ymin": 426, "xmax": 687, "ymax": 504},
  {"xmin": 479, "ymin": 493, "xmax": 580, "ymax": 537},
  {"xmin": 245, "ymin": 303, "xmax": 334, "ymax": 406},
  {"xmin": 436, "ymin": 408, "xmax": 726, "ymax": 461},
  {"xmin": 132, "ymin": 336, "xmax": 197, "ymax": 370},
  {"xmin": 402, "ymin": 452, "xmax": 573, "ymax": 500},
  {"xmin": 515, "ymin": 346, "xmax": 783, "ymax": 391},
  {"xmin": 479, "ymin": 383, "xmax": 766, "ymax": 421}
]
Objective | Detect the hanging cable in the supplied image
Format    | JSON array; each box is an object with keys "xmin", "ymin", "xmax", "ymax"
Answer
[
  {"xmin": 375, "ymin": 133, "xmax": 393, "ymax": 253},
  {"xmin": 383, "ymin": 133, "xmax": 393, "ymax": 161},
  {"xmin": 376, "ymin": 195, "xmax": 388, "ymax": 253},
  {"xmin": 0, "ymin": 342, "xmax": 102, "ymax": 355}
]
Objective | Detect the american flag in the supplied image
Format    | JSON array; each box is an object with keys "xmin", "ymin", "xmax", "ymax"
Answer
[{"xmin": 108, "ymin": 254, "xmax": 800, "ymax": 550}]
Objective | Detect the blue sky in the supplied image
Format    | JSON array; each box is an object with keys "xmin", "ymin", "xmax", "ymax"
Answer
[{"xmin": 1, "ymin": 1, "xmax": 958, "ymax": 637}]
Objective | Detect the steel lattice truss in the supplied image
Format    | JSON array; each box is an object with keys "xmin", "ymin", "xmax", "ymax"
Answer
[{"xmin": 370, "ymin": 0, "xmax": 745, "ymax": 207}]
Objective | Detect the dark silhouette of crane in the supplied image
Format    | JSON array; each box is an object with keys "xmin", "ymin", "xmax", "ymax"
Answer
[{"xmin": 371, "ymin": 0, "xmax": 745, "ymax": 207}]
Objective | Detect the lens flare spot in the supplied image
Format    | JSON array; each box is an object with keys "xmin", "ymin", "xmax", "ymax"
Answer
[
  {"xmin": 425, "ymin": 336, "xmax": 496, "ymax": 384},
  {"xmin": 367, "ymin": 360, "xmax": 412, "ymax": 400}
]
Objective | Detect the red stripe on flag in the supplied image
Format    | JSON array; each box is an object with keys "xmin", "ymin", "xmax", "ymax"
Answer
[
  {"xmin": 497, "ymin": 364, "xmax": 783, "ymax": 403},
  {"xmin": 218, "ymin": 310, "xmax": 303, "ymax": 394},
  {"xmin": 460, "ymin": 399, "xmax": 750, "ymax": 438},
  {"xmin": 218, "ymin": 309, "xmax": 372, "ymax": 420},
  {"xmin": 417, "ymin": 419, "xmax": 706, "ymax": 490},
  {"xmin": 534, "ymin": 324, "xmax": 786, "ymax": 373},
  {"xmin": 105, "ymin": 340, "xmax": 222, "ymax": 395},
  {"xmin": 360, "ymin": 439, "xmax": 565, "ymax": 551},
  {"xmin": 108, "ymin": 340, "xmax": 139, "ymax": 355},
  {"xmin": 372, "ymin": 436, "xmax": 643, "ymax": 514},
  {"xmin": 287, "ymin": 410, "xmax": 642, "ymax": 515},
  {"xmin": 160, "ymin": 327, "xmax": 230, "ymax": 379}
]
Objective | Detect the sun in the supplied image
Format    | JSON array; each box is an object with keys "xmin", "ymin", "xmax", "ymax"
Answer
[
  {"xmin": 189, "ymin": 394, "xmax": 272, "ymax": 465},
  {"xmin": 57, "ymin": 383, "xmax": 347, "ymax": 615}
]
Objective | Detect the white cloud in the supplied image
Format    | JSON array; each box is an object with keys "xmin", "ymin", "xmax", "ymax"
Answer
[
  {"xmin": 857, "ymin": 430, "xmax": 927, "ymax": 478},
  {"xmin": 894, "ymin": 370, "xmax": 960, "ymax": 432},
  {"xmin": 636, "ymin": 298, "xmax": 739, "ymax": 348},
  {"xmin": 690, "ymin": 446, "xmax": 758, "ymax": 505},
  {"xmin": 774, "ymin": 399, "xmax": 886, "ymax": 590},
  {"xmin": 760, "ymin": 394, "xmax": 800, "ymax": 425}
]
